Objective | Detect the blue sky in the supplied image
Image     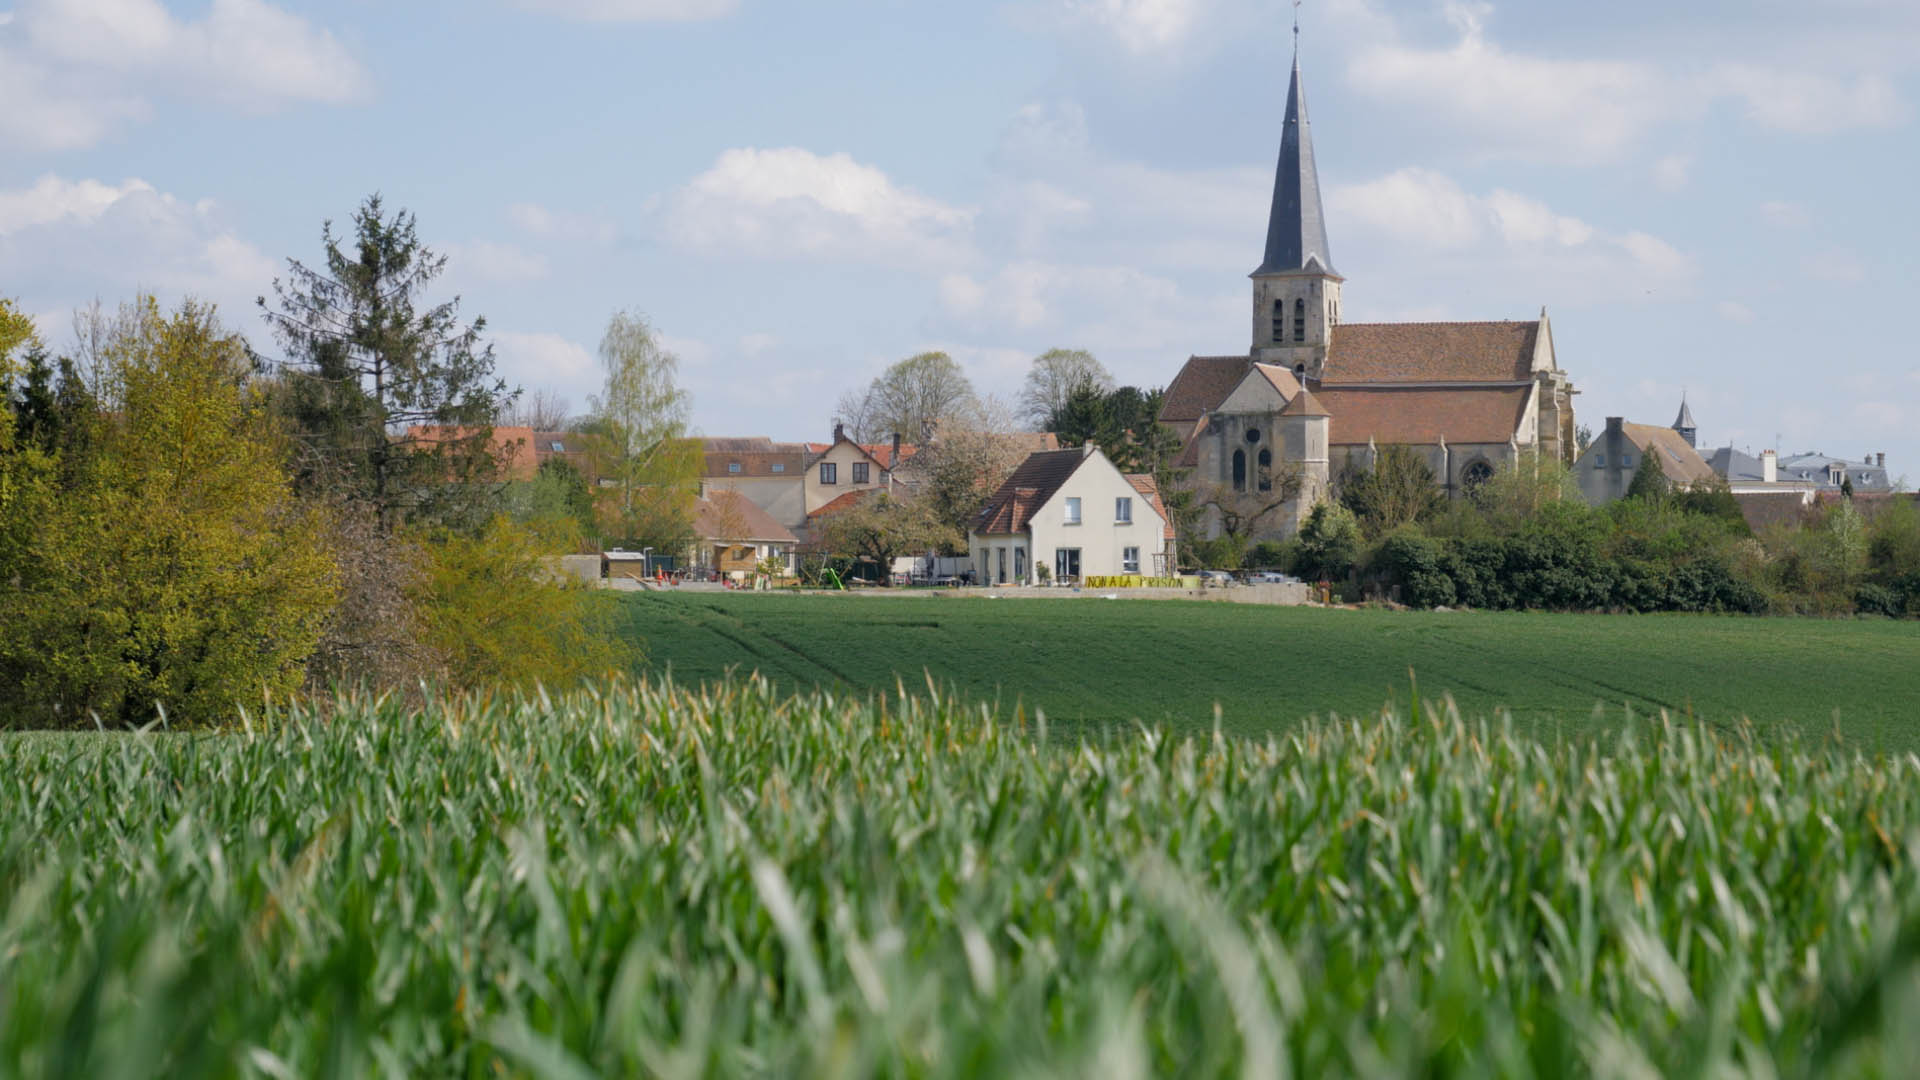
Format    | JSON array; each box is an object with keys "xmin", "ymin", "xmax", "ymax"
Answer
[{"xmin": 4, "ymin": 0, "xmax": 1917, "ymax": 479}]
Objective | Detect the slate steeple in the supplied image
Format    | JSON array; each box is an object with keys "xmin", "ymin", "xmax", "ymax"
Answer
[
  {"xmin": 1672, "ymin": 395, "xmax": 1698, "ymax": 448},
  {"xmin": 1255, "ymin": 48, "xmax": 1336, "ymax": 277}
]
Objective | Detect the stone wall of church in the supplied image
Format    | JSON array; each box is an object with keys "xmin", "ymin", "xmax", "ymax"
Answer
[{"xmin": 1328, "ymin": 442, "xmax": 1521, "ymax": 499}]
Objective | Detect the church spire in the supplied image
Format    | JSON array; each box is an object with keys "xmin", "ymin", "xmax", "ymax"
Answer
[{"xmin": 1256, "ymin": 29, "xmax": 1336, "ymax": 277}]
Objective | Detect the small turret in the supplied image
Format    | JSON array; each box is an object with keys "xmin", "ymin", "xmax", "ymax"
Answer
[{"xmin": 1672, "ymin": 396, "xmax": 1697, "ymax": 449}]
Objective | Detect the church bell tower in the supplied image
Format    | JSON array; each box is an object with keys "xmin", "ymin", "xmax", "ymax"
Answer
[{"xmin": 1251, "ymin": 36, "xmax": 1342, "ymax": 382}]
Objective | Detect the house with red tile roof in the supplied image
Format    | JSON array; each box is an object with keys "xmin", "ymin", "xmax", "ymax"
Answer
[
  {"xmin": 968, "ymin": 446, "xmax": 1173, "ymax": 585},
  {"xmin": 1157, "ymin": 44, "xmax": 1579, "ymax": 542}
]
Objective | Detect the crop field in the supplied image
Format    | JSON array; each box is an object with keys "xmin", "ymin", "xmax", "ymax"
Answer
[
  {"xmin": 7, "ymin": 679, "xmax": 1920, "ymax": 1077},
  {"xmin": 617, "ymin": 593, "xmax": 1920, "ymax": 750}
]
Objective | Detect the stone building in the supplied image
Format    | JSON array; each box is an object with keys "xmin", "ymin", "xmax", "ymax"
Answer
[{"xmin": 1161, "ymin": 43, "xmax": 1578, "ymax": 542}]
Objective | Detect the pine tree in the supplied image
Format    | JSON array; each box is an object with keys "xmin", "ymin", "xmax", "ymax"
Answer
[
  {"xmin": 260, "ymin": 194, "xmax": 513, "ymax": 530},
  {"xmin": 1626, "ymin": 451, "xmax": 1671, "ymax": 501}
]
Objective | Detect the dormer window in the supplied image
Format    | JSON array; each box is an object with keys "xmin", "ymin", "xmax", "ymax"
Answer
[
  {"xmin": 727, "ymin": 463, "xmax": 742, "ymax": 474},
  {"xmin": 1293, "ymin": 298, "xmax": 1306, "ymax": 343}
]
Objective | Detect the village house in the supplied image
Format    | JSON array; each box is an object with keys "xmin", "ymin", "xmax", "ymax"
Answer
[
  {"xmin": 691, "ymin": 490, "xmax": 798, "ymax": 579},
  {"xmin": 1574, "ymin": 416, "xmax": 1716, "ymax": 504},
  {"xmin": 968, "ymin": 446, "xmax": 1174, "ymax": 586}
]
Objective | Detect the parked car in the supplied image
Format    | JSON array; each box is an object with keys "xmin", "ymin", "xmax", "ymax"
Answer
[
  {"xmin": 1197, "ymin": 570, "xmax": 1234, "ymax": 587},
  {"xmin": 1246, "ymin": 571, "xmax": 1302, "ymax": 585}
]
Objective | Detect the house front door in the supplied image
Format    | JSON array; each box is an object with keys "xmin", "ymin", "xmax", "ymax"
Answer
[
  {"xmin": 1014, "ymin": 546, "xmax": 1026, "ymax": 583},
  {"xmin": 998, "ymin": 547, "xmax": 1008, "ymax": 584},
  {"xmin": 1054, "ymin": 547, "xmax": 1080, "ymax": 583}
]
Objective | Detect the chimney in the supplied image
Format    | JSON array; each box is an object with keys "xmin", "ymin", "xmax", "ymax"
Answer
[
  {"xmin": 1762, "ymin": 449, "xmax": 1778, "ymax": 484},
  {"xmin": 891, "ymin": 432, "xmax": 903, "ymax": 469},
  {"xmin": 833, "ymin": 421, "xmax": 845, "ymax": 443},
  {"xmin": 1878, "ymin": 453, "xmax": 1887, "ymax": 469}
]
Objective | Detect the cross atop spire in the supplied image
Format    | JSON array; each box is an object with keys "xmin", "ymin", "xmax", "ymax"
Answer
[{"xmin": 1255, "ymin": 13, "xmax": 1336, "ymax": 277}]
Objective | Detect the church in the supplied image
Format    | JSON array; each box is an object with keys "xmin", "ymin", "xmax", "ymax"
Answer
[{"xmin": 1159, "ymin": 43, "xmax": 1579, "ymax": 541}]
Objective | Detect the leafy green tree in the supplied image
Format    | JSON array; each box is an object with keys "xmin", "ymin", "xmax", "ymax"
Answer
[
  {"xmin": 1047, "ymin": 381, "xmax": 1122, "ymax": 450},
  {"xmin": 1626, "ymin": 451, "xmax": 1670, "ymax": 501},
  {"xmin": 1297, "ymin": 502, "xmax": 1362, "ymax": 582},
  {"xmin": 260, "ymin": 194, "xmax": 512, "ymax": 530},
  {"xmin": 587, "ymin": 310, "xmax": 699, "ymax": 553},
  {"xmin": 0, "ymin": 298, "xmax": 337, "ymax": 728},
  {"xmin": 816, "ymin": 493, "xmax": 956, "ymax": 579},
  {"xmin": 1340, "ymin": 445, "xmax": 1443, "ymax": 537},
  {"xmin": 1020, "ymin": 348, "xmax": 1111, "ymax": 429}
]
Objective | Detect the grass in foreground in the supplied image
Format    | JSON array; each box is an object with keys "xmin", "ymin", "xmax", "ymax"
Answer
[
  {"xmin": 5, "ymin": 678, "xmax": 1920, "ymax": 1076},
  {"xmin": 617, "ymin": 592, "xmax": 1920, "ymax": 749}
]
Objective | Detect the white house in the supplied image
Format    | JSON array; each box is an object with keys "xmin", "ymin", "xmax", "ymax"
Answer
[{"xmin": 969, "ymin": 445, "xmax": 1174, "ymax": 585}]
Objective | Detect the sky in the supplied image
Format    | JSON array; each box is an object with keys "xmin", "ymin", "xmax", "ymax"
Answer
[{"xmin": 3, "ymin": 0, "xmax": 1918, "ymax": 479}]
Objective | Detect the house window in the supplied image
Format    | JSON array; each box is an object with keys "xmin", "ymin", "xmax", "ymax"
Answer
[
  {"xmin": 853, "ymin": 461, "xmax": 870, "ymax": 484},
  {"xmin": 1594, "ymin": 454, "xmax": 1605, "ymax": 468},
  {"xmin": 1622, "ymin": 453, "xmax": 1634, "ymax": 467},
  {"xmin": 1064, "ymin": 497, "xmax": 1082, "ymax": 525},
  {"xmin": 1054, "ymin": 547, "xmax": 1081, "ymax": 582},
  {"xmin": 1272, "ymin": 299, "xmax": 1285, "ymax": 344},
  {"xmin": 1257, "ymin": 449, "xmax": 1273, "ymax": 492},
  {"xmin": 820, "ymin": 462, "xmax": 837, "ymax": 484},
  {"xmin": 1293, "ymin": 298, "xmax": 1306, "ymax": 343},
  {"xmin": 1232, "ymin": 449, "xmax": 1247, "ymax": 492},
  {"xmin": 728, "ymin": 463, "xmax": 742, "ymax": 474},
  {"xmin": 549, "ymin": 441, "xmax": 565, "ymax": 453},
  {"xmin": 1014, "ymin": 546, "xmax": 1026, "ymax": 581},
  {"xmin": 1116, "ymin": 497, "xmax": 1133, "ymax": 524},
  {"xmin": 771, "ymin": 463, "xmax": 785, "ymax": 473},
  {"xmin": 1123, "ymin": 547, "xmax": 1141, "ymax": 574}
]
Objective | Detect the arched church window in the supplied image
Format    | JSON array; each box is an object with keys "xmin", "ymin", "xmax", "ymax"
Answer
[
  {"xmin": 1272, "ymin": 300, "xmax": 1285, "ymax": 344},
  {"xmin": 1293, "ymin": 298, "xmax": 1307, "ymax": 343},
  {"xmin": 1463, "ymin": 460, "xmax": 1495, "ymax": 492},
  {"xmin": 1258, "ymin": 448, "xmax": 1273, "ymax": 492},
  {"xmin": 1232, "ymin": 449, "xmax": 1247, "ymax": 492}
]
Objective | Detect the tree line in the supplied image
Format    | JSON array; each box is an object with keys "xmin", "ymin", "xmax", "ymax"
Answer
[{"xmin": 0, "ymin": 196, "xmax": 707, "ymax": 728}]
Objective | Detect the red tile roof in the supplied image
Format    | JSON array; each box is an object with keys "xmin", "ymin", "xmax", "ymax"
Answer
[
  {"xmin": 701, "ymin": 436, "xmax": 808, "ymax": 478},
  {"xmin": 972, "ymin": 448, "xmax": 1090, "ymax": 536},
  {"xmin": 1279, "ymin": 387, "xmax": 1329, "ymax": 417},
  {"xmin": 1125, "ymin": 473, "xmax": 1177, "ymax": 542},
  {"xmin": 1324, "ymin": 321, "xmax": 1541, "ymax": 384},
  {"xmin": 807, "ymin": 488, "xmax": 883, "ymax": 520},
  {"xmin": 1160, "ymin": 355, "xmax": 1253, "ymax": 423},
  {"xmin": 1314, "ymin": 386, "xmax": 1532, "ymax": 447},
  {"xmin": 695, "ymin": 490, "xmax": 798, "ymax": 544},
  {"xmin": 803, "ymin": 440, "xmax": 921, "ymax": 470}
]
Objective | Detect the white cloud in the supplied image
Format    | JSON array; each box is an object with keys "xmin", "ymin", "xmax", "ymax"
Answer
[
  {"xmin": 1046, "ymin": 0, "xmax": 1205, "ymax": 55},
  {"xmin": 1652, "ymin": 154, "xmax": 1691, "ymax": 192},
  {"xmin": 934, "ymin": 259, "xmax": 1235, "ymax": 353},
  {"xmin": 1715, "ymin": 300, "xmax": 1756, "ymax": 324},
  {"xmin": 508, "ymin": 202, "xmax": 620, "ymax": 248},
  {"xmin": 445, "ymin": 240, "xmax": 551, "ymax": 283},
  {"xmin": 0, "ymin": 0, "xmax": 369, "ymax": 151},
  {"xmin": 1808, "ymin": 250, "xmax": 1867, "ymax": 283},
  {"xmin": 492, "ymin": 331, "xmax": 599, "ymax": 403},
  {"xmin": 1329, "ymin": 167, "xmax": 1695, "ymax": 301},
  {"xmin": 508, "ymin": 0, "xmax": 738, "ymax": 22},
  {"xmin": 0, "ymin": 173, "xmax": 277, "ymax": 324},
  {"xmin": 663, "ymin": 147, "xmax": 976, "ymax": 267},
  {"xmin": 1758, "ymin": 200, "xmax": 1811, "ymax": 229},
  {"xmin": 1705, "ymin": 63, "xmax": 1907, "ymax": 133},
  {"xmin": 1345, "ymin": 3, "xmax": 1667, "ymax": 162}
]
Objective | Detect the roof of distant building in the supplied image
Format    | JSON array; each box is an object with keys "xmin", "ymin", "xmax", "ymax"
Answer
[
  {"xmin": 1322, "ymin": 321, "xmax": 1542, "ymax": 385},
  {"xmin": 972, "ymin": 448, "xmax": 1093, "ymax": 536},
  {"xmin": 694, "ymin": 490, "xmax": 798, "ymax": 544},
  {"xmin": 1615, "ymin": 422, "xmax": 1716, "ymax": 486},
  {"xmin": 1314, "ymin": 386, "xmax": 1532, "ymax": 447}
]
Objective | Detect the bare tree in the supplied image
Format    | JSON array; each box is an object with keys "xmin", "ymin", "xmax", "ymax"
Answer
[
  {"xmin": 1020, "ymin": 348, "xmax": 1112, "ymax": 429},
  {"xmin": 840, "ymin": 352, "xmax": 979, "ymax": 444},
  {"xmin": 505, "ymin": 387, "xmax": 572, "ymax": 430}
]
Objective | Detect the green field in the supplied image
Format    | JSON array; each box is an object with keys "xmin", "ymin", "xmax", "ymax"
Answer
[
  {"xmin": 9, "ymin": 681, "xmax": 1920, "ymax": 1076},
  {"xmin": 618, "ymin": 593, "xmax": 1920, "ymax": 749}
]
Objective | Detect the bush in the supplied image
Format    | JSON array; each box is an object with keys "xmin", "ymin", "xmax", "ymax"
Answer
[{"xmin": 1855, "ymin": 583, "xmax": 1904, "ymax": 618}]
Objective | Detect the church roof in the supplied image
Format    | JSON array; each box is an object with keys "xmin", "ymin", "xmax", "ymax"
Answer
[
  {"xmin": 1255, "ymin": 53, "xmax": 1337, "ymax": 277},
  {"xmin": 1279, "ymin": 387, "xmax": 1329, "ymax": 417},
  {"xmin": 1316, "ymin": 386, "xmax": 1532, "ymax": 447},
  {"xmin": 1323, "ymin": 322, "xmax": 1542, "ymax": 384},
  {"xmin": 1673, "ymin": 398, "xmax": 1697, "ymax": 431},
  {"xmin": 1160, "ymin": 355, "xmax": 1253, "ymax": 423}
]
